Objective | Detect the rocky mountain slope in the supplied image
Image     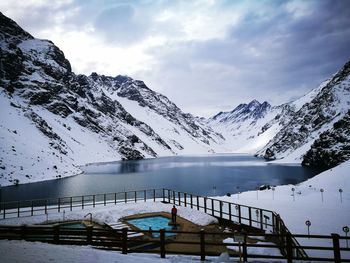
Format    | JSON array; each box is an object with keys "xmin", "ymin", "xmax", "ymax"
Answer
[
  {"xmin": 0, "ymin": 13, "xmax": 226, "ymax": 186},
  {"xmin": 209, "ymin": 61, "xmax": 350, "ymax": 167}
]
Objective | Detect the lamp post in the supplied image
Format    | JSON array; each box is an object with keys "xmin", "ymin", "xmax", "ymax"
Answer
[
  {"xmin": 305, "ymin": 220, "xmax": 311, "ymax": 238},
  {"xmin": 343, "ymin": 226, "xmax": 349, "ymax": 248},
  {"xmin": 320, "ymin": 188, "xmax": 324, "ymax": 202}
]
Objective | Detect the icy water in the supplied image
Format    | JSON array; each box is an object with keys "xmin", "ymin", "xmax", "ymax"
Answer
[{"xmin": 1, "ymin": 154, "xmax": 322, "ymax": 202}]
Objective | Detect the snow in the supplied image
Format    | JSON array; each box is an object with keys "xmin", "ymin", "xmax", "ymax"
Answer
[{"xmin": 0, "ymin": 201, "xmax": 218, "ymax": 227}]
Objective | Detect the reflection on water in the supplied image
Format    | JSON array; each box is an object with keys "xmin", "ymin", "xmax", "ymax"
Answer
[{"xmin": 2, "ymin": 154, "xmax": 322, "ymax": 202}]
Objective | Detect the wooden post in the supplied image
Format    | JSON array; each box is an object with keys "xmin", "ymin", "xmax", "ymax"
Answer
[
  {"xmin": 249, "ymin": 207, "xmax": 252, "ymax": 226},
  {"xmin": 184, "ymin": 193, "xmax": 187, "ymax": 207},
  {"xmin": 219, "ymin": 201, "xmax": 223, "ymax": 218},
  {"xmin": 162, "ymin": 189, "xmax": 165, "ymax": 202},
  {"xmin": 190, "ymin": 194, "xmax": 193, "ymax": 209},
  {"xmin": 200, "ymin": 230, "xmax": 205, "ymax": 261},
  {"xmin": 204, "ymin": 198, "xmax": 207, "ymax": 213},
  {"xmin": 286, "ymin": 233, "xmax": 293, "ymax": 263},
  {"xmin": 134, "ymin": 191, "xmax": 137, "ymax": 203},
  {"xmin": 87, "ymin": 226, "xmax": 93, "ymax": 244},
  {"xmin": 54, "ymin": 225, "xmax": 59, "ymax": 244},
  {"xmin": 122, "ymin": 228, "xmax": 128, "ymax": 254},
  {"xmin": 21, "ymin": 225, "xmax": 27, "ymax": 240},
  {"xmin": 31, "ymin": 201, "xmax": 34, "ymax": 216},
  {"xmin": 211, "ymin": 199, "xmax": 214, "ymax": 216},
  {"xmin": 238, "ymin": 205, "xmax": 242, "ymax": 224},
  {"xmin": 82, "ymin": 196, "xmax": 84, "ymax": 210},
  {"xmin": 178, "ymin": 192, "xmax": 181, "ymax": 206},
  {"xmin": 3, "ymin": 207, "xmax": 5, "ymax": 219},
  {"xmin": 229, "ymin": 203, "xmax": 232, "ymax": 222},
  {"xmin": 104, "ymin": 194, "xmax": 106, "ymax": 206},
  {"xmin": 114, "ymin": 193, "xmax": 117, "ymax": 205},
  {"xmin": 196, "ymin": 196, "xmax": 199, "ymax": 210},
  {"xmin": 332, "ymin": 233, "xmax": 341, "ymax": 263},
  {"xmin": 260, "ymin": 209, "xmax": 263, "ymax": 230},
  {"xmin": 153, "ymin": 189, "xmax": 156, "ymax": 202},
  {"xmin": 93, "ymin": 195, "xmax": 95, "ymax": 208},
  {"xmin": 160, "ymin": 229, "xmax": 166, "ymax": 258},
  {"xmin": 125, "ymin": 192, "xmax": 127, "ymax": 203},
  {"xmin": 167, "ymin": 190, "xmax": 170, "ymax": 203},
  {"xmin": 173, "ymin": 191, "xmax": 175, "ymax": 204},
  {"xmin": 242, "ymin": 234, "xmax": 248, "ymax": 262},
  {"xmin": 144, "ymin": 190, "xmax": 147, "ymax": 202},
  {"xmin": 17, "ymin": 201, "xmax": 20, "ymax": 217},
  {"xmin": 45, "ymin": 200, "xmax": 47, "ymax": 214},
  {"xmin": 70, "ymin": 197, "xmax": 72, "ymax": 211}
]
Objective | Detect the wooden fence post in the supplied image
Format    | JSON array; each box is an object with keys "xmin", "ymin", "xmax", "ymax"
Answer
[
  {"xmin": 82, "ymin": 196, "xmax": 84, "ymax": 210},
  {"xmin": 114, "ymin": 193, "xmax": 117, "ymax": 205},
  {"xmin": 238, "ymin": 205, "xmax": 241, "ymax": 224},
  {"xmin": 211, "ymin": 199, "xmax": 214, "ymax": 216},
  {"xmin": 122, "ymin": 228, "xmax": 128, "ymax": 254},
  {"xmin": 70, "ymin": 197, "xmax": 72, "ymax": 211},
  {"xmin": 153, "ymin": 189, "xmax": 156, "ymax": 202},
  {"xmin": 167, "ymin": 189, "xmax": 170, "ymax": 203},
  {"xmin": 332, "ymin": 233, "xmax": 341, "ymax": 263},
  {"xmin": 196, "ymin": 196, "xmax": 199, "ymax": 210},
  {"xmin": 135, "ymin": 191, "xmax": 137, "ymax": 203},
  {"xmin": 190, "ymin": 194, "xmax": 193, "ymax": 209},
  {"xmin": 204, "ymin": 198, "xmax": 207, "ymax": 213},
  {"xmin": 200, "ymin": 229, "xmax": 205, "ymax": 261},
  {"xmin": 162, "ymin": 189, "xmax": 165, "ymax": 203},
  {"xmin": 17, "ymin": 201, "xmax": 20, "ymax": 217},
  {"xmin": 45, "ymin": 200, "xmax": 47, "ymax": 214},
  {"xmin": 93, "ymin": 195, "xmax": 95, "ymax": 208},
  {"xmin": 184, "ymin": 193, "xmax": 187, "ymax": 207},
  {"xmin": 248, "ymin": 207, "xmax": 252, "ymax": 226},
  {"xmin": 31, "ymin": 201, "xmax": 34, "ymax": 216},
  {"xmin": 160, "ymin": 229, "xmax": 166, "ymax": 258},
  {"xmin": 125, "ymin": 192, "xmax": 127, "ymax": 203},
  {"xmin": 21, "ymin": 225, "xmax": 27, "ymax": 240},
  {"xmin": 54, "ymin": 225, "xmax": 59, "ymax": 244},
  {"xmin": 286, "ymin": 233, "xmax": 293, "ymax": 263},
  {"xmin": 219, "ymin": 201, "xmax": 223, "ymax": 218},
  {"xmin": 229, "ymin": 203, "xmax": 232, "ymax": 222},
  {"xmin": 104, "ymin": 194, "xmax": 106, "ymax": 206},
  {"xmin": 178, "ymin": 192, "xmax": 181, "ymax": 206},
  {"xmin": 173, "ymin": 191, "xmax": 175, "ymax": 204},
  {"xmin": 260, "ymin": 209, "xmax": 263, "ymax": 230},
  {"xmin": 87, "ymin": 226, "xmax": 93, "ymax": 244},
  {"xmin": 242, "ymin": 234, "xmax": 248, "ymax": 262}
]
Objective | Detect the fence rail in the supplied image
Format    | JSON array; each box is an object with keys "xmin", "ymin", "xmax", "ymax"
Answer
[
  {"xmin": 0, "ymin": 188, "xmax": 336, "ymax": 261},
  {"xmin": 0, "ymin": 225, "xmax": 349, "ymax": 262}
]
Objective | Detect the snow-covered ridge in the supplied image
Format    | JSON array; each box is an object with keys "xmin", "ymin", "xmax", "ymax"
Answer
[{"xmin": 0, "ymin": 12, "xmax": 227, "ymax": 186}]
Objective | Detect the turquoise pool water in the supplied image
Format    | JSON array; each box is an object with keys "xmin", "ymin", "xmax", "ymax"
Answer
[{"xmin": 126, "ymin": 216, "xmax": 176, "ymax": 237}]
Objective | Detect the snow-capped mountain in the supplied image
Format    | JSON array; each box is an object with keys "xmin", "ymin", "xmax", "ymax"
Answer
[
  {"xmin": 208, "ymin": 100, "xmax": 294, "ymax": 153},
  {"xmin": 0, "ymin": 13, "xmax": 226, "ymax": 186},
  {"xmin": 209, "ymin": 61, "xmax": 350, "ymax": 167}
]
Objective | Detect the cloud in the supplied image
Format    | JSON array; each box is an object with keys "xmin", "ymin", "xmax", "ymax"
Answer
[{"xmin": 1, "ymin": 0, "xmax": 350, "ymax": 117}]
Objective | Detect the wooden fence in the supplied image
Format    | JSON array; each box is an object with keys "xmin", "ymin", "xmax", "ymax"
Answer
[
  {"xmin": 0, "ymin": 225, "xmax": 349, "ymax": 262},
  {"xmin": 0, "ymin": 188, "xmax": 346, "ymax": 261}
]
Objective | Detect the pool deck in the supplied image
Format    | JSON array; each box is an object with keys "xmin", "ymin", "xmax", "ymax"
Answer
[{"xmin": 121, "ymin": 212, "xmax": 241, "ymax": 256}]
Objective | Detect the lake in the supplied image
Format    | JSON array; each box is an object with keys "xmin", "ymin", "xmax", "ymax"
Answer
[{"xmin": 0, "ymin": 154, "xmax": 322, "ymax": 202}]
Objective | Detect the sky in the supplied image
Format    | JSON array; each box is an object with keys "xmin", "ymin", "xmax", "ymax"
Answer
[{"xmin": 1, "ymin": 0, "xmax": 350, "ymax": 117}]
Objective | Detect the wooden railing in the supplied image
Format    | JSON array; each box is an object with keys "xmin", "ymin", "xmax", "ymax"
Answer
[
  {"xmin": 0, "ymin": 225, "xmax": 349, "ymax": 262},
  {"xmin": 0, "ymin": 188, "xmax": 323, "ymax": 260}
]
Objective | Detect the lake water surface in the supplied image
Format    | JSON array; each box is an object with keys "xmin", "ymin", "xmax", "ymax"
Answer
[{"xmin": 1, "ymin": 154, "xmax": 322, "ymax": 202}]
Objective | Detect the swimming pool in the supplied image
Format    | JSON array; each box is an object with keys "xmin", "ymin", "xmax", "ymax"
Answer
[{"xmin": 126, "ymin": 216, "xmax": 176, "ymax": 237}]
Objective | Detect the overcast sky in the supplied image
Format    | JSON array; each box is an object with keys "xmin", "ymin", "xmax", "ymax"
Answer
[{"xmin": 1, "ymin": 0, "xmax": 350, "ymax": 117}]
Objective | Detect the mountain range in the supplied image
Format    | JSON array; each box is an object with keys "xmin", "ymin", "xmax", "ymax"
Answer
[{"xmin": 1, "ymin": 12, "xmax": 349, "ymax": 186}]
